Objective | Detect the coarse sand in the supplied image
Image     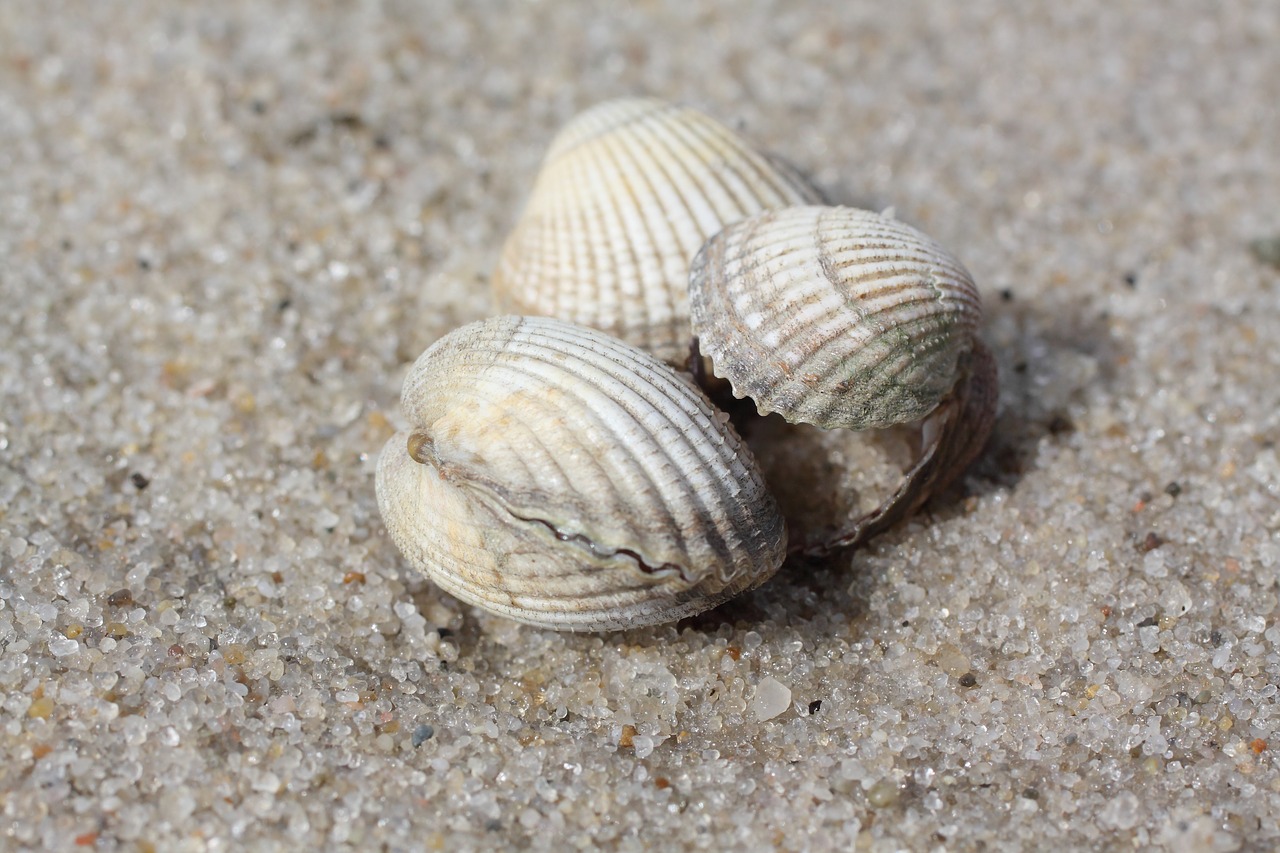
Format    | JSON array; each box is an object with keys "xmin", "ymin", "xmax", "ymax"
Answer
[{"xmin": 2, "ymin": 2, "xmax": 1278, "ymax": 849}]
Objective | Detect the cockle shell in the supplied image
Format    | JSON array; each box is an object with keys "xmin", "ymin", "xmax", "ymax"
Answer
[
  {"xmin": 689, "ymin": 205, "xmax": 983, "ymax": 431},
  {"xmin": 799, "ymin": 337, "xmax": 999, "ymax": 555},
  {"xmin": 492, "ymin": 97, "xmax": 822, "ymax": 364},
  {"xmin": 375, "ymin": 315, "xmax": 787, "ymax": 631}
]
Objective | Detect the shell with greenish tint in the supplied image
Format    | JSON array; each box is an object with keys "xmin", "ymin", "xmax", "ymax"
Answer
[
  {"xmin": 689, "ymin": 205, "xmax": 983, "ymax": 431},
  {"xmin": 492, "ymin": 96, "xmax": 822, "ymax": 364},
  {"xmin": 375, "ymin": 315, "xmax": 787, "ymax": 631},
  {"xmin": 798, "ymin": 338, "xmax": 999, "ymax": 555}
]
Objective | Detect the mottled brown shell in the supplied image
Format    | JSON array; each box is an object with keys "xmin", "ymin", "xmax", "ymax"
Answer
[
  {"xmin": 492, "ymin": 97, "xmax": 822, "ymax": 364},
  {"xmin": 375, "ymin": 316, "xmax": 787, "ymax": 631}
]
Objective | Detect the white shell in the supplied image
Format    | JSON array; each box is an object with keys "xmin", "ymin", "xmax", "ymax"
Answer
[
  {"xmin": 492, "ymin": 97, "xmax": 822, "ymax": 364},
  {"xmin": 375, "ymin": 316, "xmax": 787, "ymax": 631},
  {"xmin": 689, "ymin": 206, "xmax": 983, "ymax": 430}
]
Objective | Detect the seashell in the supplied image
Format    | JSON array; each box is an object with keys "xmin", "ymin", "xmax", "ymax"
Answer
[
  {"xmin": 689, "ymin": 205, "xmax": 983, "ymax": 431},
  {"xmin": 375, "ymin": 315, "xmax": 787, "ymax": 631},
  {"xmin": 492, "ymin": 97, "xmax": 822, "ymax": 364},
  {"xmin": 797, "ymin": 337, "xmax": 999, "ymax": 555}
]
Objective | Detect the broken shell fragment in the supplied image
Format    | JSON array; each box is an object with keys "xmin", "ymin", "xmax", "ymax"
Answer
[
  {"xmin": 375, "ymin": 315, "xmax": 787, "ymax": 631},
  {"xmin": 689, "ymin": 205, "xmax": 983, "ymax": 431},
  {"xmin": 492, "ymin": 97, "xmax": 822, "ymax": 364}
]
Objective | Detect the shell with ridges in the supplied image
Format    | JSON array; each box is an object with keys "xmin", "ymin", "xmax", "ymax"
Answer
[
  {"xmin": 798, "ymin": 338, "xmax": 999, "ymax": 555},
  {"xmin": 689, "ymin": 205, "xmax": 983, "ymax": 431},
  {"xmin": 375, "ymin": 315, "xmax": 787, "ymax": 631},
  {"xmin": 492, "ymin": 97, "xmax": 822, "ymax": 364}
]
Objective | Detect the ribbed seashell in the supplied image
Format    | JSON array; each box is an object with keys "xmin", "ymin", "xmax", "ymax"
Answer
[
  {"xmin": 375, "ymin": 315, "xmax": 787, "ymax": 631},
  {"xmin": 799, "ymin": 338, "xmax": 999, "ymax": 555},
  {"xmin": 492, "ymin": 97, "xmax": 822, "ymax": 364},
  {"xmin": 689, "ymin": 205, "xmax": 983, "ymax": 431}
]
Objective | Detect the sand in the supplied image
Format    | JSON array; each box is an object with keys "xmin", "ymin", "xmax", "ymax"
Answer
[{"xmin": 2, "ymin": 1, "xmax": 1278, "ymax": 849}]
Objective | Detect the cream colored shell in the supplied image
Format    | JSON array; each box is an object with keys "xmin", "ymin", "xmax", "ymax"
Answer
[
  {"xmin": 375, "ymin": 315, "xmax": 787, "ymax": 631},
  {"xmin": 689, "ymin": 205, "xmax": 983, "ymax": 431},
  {"xmin": 492, "ymin": 97, "xmax": 822, "ymax": 364}
]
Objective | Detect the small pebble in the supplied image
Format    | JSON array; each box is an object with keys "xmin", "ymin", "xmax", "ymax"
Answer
[
  {"xmin": 48, "ymin": 636, "xmax": 80, "ymax": 657},
  {"xmin": 632, "ymin": 735, "xmax": 657, "ymax": 759},
  {"xmin": 27, "ymin": 697, "xmax": 55, "ymax": 719},
  {"xmin": 750, "ymin": 677, "xmax": 792, "ymax": 722},
  {"xmin": 867, "ymin": 780, "xmax": 901, "ymax": 808}
]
